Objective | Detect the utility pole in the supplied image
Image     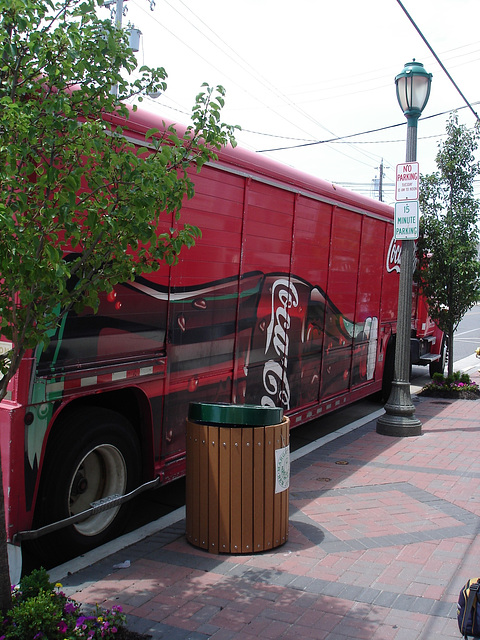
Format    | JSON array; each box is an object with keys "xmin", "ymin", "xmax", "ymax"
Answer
[
  {"xmin": 104, "ymin": 0, "xmax": 127, "ymax": 28},
  {"xmin": 378, "ymin": 159, "xmax": 384, "ymax": 202},
  {"xmin": 373, "ymin": 159, "xmax": 389, "ymax": 202},
  {"xmin": 105, "ymin": 0, "xmax": 156, "ymax": 25},
  {"xmin": 103, "ymin": 0, "xmax": 153, "ymax": 95}
]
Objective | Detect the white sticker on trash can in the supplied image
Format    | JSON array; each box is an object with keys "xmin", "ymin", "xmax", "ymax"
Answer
[{"xmin": 275, "ymin": 445, "xmax": 290, "ymax": 493}]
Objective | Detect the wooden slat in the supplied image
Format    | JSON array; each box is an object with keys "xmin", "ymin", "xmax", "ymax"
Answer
[
  {"xmin": 208, "ymin": 426, "xmax": 220, "ymax": 553},
  {"xmin": 263, "ymin": 424, "xmax": 274, "ymax": 550},
  {"xmin": 241, "ymin": 427, "xmax": 253, "ymax": 553},
  {"xmin": 253, "ymin": 425, "xmax": 265, "ymax": 552},
  {"xmin": 218, "ymin": 426, "xmax": 231, "ymax": 552},
  {"xmin": 273, "ymin": 424, "xmax": 282, "ymax": 548},
  {"xmin": 197, "ymin": 424, "xmax": 209, "ymax": 549},
  {"xmin": 230, "ymin": 428, "xmax": 242, "ymax": 553},
  {"xmin": 280, "ymin": 418, "xmax": 290, "ymax": 545}
]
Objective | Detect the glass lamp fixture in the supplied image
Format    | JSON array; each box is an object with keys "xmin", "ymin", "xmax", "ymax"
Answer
[{"xmin": 395, "ymin": 59, "xmax": 432, "ymax": 118}]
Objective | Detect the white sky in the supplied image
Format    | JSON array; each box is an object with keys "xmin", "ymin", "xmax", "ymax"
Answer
[{"xmin": 100, "ymin": 0, "xmax": 480, "ymax": 203}]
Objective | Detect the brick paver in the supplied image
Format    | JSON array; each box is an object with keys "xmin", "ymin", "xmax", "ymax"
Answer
[{"xmin": 56, "ymin": 369, "xmax": 480, "ymax": 639}]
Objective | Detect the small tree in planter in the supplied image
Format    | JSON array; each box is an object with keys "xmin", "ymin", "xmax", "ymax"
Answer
[{"xmin": 417, "ymin": 113, "xmax": 480, "ymax": 377}]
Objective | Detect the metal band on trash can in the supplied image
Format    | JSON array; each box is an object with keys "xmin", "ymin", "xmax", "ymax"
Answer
[{"xmin": 188, "ymin": 402, "xmax": 283, "ymax": 427}]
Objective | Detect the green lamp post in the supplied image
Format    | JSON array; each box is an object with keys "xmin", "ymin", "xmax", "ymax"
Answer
[{"xmin": 377, "ymin": 60, "xmax": 432, "ymax": 437}]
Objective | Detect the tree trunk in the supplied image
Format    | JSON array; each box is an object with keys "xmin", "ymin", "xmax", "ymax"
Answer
[
  {"xmin": 0, "ymin": 348, "xmax": 23, "ymax": 611},
  {"xmin": 0, "ymin": 347, "xmax": 24, "ymax": 404},
  {"xmin": 447, "ymin": 326, "xmax": 454, "ymax": 378},
  {"xmin": 0, "ymin": 457, "xmax": 12, "ymax": 613}
]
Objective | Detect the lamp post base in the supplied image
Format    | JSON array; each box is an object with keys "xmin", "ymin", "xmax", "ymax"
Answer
[{"xmin": 376, "ymin": 381, "xmax": 422, "ymax": 437}]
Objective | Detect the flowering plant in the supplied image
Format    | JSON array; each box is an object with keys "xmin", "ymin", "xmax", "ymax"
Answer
[
  {"xmin": 0, "ymin": 568, "xmax": 126, "ymax": 640},
  {"xmin": 421, "ymin": 371, "xmax": 480, "ymax": 398},
  {"xmin": 65, "ymin": 603, "xmax": 125, "ymax": 639}
]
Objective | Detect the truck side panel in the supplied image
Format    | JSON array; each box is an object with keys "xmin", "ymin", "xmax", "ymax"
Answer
[
  {"xmin": 290, "ymin": 197, "xmax": 333, "ymax": 407},
  {"xmin": 0, "ymin": 110, "xmax": 407, "ymax": 554}
]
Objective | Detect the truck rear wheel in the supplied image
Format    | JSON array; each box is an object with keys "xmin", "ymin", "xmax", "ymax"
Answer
[
  {"xmin": 31, "ymin": 407, "xmax": 141, "ymax": 566},
  {"xmin": 381, "ymin": 338, "xmax": 395, "ymax": 401}
]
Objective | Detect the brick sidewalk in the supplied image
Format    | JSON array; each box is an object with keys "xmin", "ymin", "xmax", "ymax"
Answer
[{"xmin": 58, "ymin": 382, "xmax": 480, "ymax": 639}]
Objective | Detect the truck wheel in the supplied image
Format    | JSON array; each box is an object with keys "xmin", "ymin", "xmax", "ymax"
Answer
[
  {"xmin": 429, "ymin": 339, "xmax": 447, "ymax": 377},
  {"xmin": 31, "ymin": 407, "xmax": 141, "ymax": 565},
  {"xmin": 381, "ymin": 339, "xmax": 395, "ymax": 402}
]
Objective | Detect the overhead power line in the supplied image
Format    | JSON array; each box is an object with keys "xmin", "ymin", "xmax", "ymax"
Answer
[
  {"xmin": 256, "ymin": 101, "xmax": 480, "ymax": 153},
  {"xmin": 257, "ymin": 122, "xmax": 406, "ymax": 153},
  {"xmin": 396, "ymin": 0, "xmax": 479, "ymax": 121},
  {"xmin": 132, "ymin": 0, "xmax": 384, "ymax": 170},
  {"xmin": 132, "ymin": 0, "xmax": 478, "ymax": 168}
]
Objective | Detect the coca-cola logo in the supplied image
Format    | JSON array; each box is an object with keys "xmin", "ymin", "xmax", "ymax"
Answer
[
  {"xmin": 261, "ymin": 279, "xmax": 298, "ymax": 410},
  {"xmin": 262, "ymin": 360, "xmax": 291, "ymax": 410},
  {"xmin": 386, "ymin": 237, "xmax": 402, "ymax": 273},
  {"xmin": 386, "ymin": 236, "xmax": 419, "ymax": 273}
]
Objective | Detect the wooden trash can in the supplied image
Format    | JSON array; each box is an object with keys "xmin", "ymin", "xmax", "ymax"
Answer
[{"xmin": 186, "ymin": 403, "xmax": 290, "ymax": 554}]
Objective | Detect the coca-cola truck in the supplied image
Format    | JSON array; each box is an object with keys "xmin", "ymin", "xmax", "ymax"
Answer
[{"xmin": 0, "ymin": 106, "xmax": 444, "ymax": 571}]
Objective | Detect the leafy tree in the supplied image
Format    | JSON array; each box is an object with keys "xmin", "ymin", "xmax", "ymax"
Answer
[
  {"xmin": 0, "ymin": 0, "xmax": 237, "ymax": 611},
  {"xmin": 417, "ymin": 113, "xmax": 480, "ymax": 377}
]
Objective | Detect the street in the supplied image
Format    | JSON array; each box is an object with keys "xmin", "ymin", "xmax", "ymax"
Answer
[{"xmin": 453, "ymin": 303, "xmax": 480, "ymax": 362}]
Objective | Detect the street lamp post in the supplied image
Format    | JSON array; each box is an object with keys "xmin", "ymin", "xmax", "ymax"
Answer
[{"xmin": 377, "ymin": 60, "xmax": 432, "ymax": 437}]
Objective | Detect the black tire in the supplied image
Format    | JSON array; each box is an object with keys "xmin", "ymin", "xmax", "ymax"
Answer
[
  {"xmin": 30, "ymin": 407, "xmax": 141, "ymax": 566},
  {"xmin": 429, "ymin": 338, "xmax": 447, "ymax": 377},
  {"xmin": 381, "ymin": 338, "xmax": 395, "ymax": 402}
]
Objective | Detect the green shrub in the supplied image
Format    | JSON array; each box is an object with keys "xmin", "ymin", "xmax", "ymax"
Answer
[
  {"xmin": 14, "ymin": 567, "xmax": 54, "ymax": 603},
  {"xmin": 6, "ymin": 589, "xmax": 65, "ymax": 639},
  {"xmin": 0, "ymin": 569, "xmax": 126, "ymax": 639},
  {"xmin": 422, "ymin": 371, "xmax": 479, "ymax": 395}
]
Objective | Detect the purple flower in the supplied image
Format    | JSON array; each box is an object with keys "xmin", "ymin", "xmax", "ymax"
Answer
[
  {"xmin": 58, "ymin": 620, "xmax": 68, "ymax": 633},
  {"xmin": 64, "ymin": 601, "xmax": 78, "ymax": 615}
]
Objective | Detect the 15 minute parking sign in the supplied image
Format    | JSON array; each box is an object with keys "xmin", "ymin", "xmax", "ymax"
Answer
[{"xmin": 394, "ymin": 201, "xmax": 419, "ymax": 240}]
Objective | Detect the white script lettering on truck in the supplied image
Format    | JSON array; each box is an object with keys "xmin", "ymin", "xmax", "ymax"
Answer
[
  {"xmin": 386, "ymin": 237, "xmax": 402, "ymax": 274},
  {"xmin": 262, "ymin": 279, "xmax": 299, "ymax": 410}
]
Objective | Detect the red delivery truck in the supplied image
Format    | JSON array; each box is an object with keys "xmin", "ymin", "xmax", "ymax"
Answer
[{"xmin": 0, "ymin": 105, "xmax": 444, "ymax": 570}]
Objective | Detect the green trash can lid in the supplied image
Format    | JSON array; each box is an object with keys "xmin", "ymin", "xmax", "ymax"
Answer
[{"xmin": 188, "ymin": 402, "xmax": 283, "ymax": 427}]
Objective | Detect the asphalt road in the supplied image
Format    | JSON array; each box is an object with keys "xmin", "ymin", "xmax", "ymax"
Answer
[{"xmin": 453, "ymin": 303, "xmax": 480, "ymax": 362}]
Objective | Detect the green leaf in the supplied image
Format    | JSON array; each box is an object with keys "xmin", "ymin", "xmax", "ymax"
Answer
[{"xmin": 0, "ymin": 3, "xmax": 238, "ymax": 411}]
